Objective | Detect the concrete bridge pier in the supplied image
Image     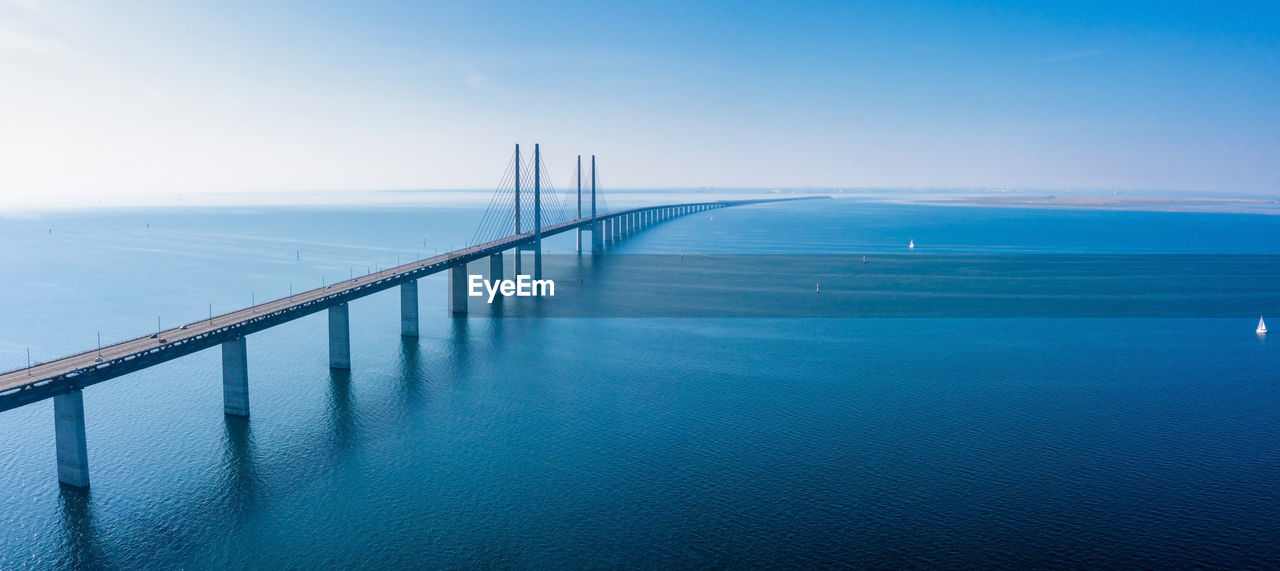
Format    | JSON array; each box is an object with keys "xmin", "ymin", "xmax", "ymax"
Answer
[
  {"xmin": 449, "ymin": 263, "xmax": 468, "ymax": 316},
  {"xmin": 400, "ymin": 280, "xmax": 419, "ymax": 337},
  {"xmin": 592, "ymin": 222, "xmax": 603, "ymax": 254},
  {"xmin": 54, "ymin": 389, "xmax": 90, "ymax": 488},
  {"xmin": 222, "ymin": 337, "xmax": 250, "ymax": 416},
  {"xmin": 490, "ymin": 252, "xmax": 503, "ymax": 281},
  {"xmin": 329, "ymin": 304, "xmax": 351, "ymax": 369}
]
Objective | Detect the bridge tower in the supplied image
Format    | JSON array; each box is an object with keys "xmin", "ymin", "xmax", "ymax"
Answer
[
  {"xmin": 534, "ymin": 143, "xmax": 542, "ymax": 279},
  {"xmin": 513, "ymin": 143, "xmax": 521, "ymax": 276},
  {"xmin": 576, "ymin": 155, "xmax": 582, "ymax": 253},
  {"xmin": 591, "ymin": 155, "xmax": 601, "ymax": 254}
]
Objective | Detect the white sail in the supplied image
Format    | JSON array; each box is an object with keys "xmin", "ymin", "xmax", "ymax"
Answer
[
  {"xmin": 1259, "ymin": 317, "xmax": 1268, "ymax": 334},
  {"xmin": 908, "ymin": 239, "xmax": 915, "ymax": 249}
]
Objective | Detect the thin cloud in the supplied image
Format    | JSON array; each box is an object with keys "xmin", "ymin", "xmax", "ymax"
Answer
[
  {"xmin": 1040, "ymin": 49, "xmax": 1105, "ymax": 62},
  {"xmin": 464, "ymin": 70, "xmax": 488, "ymax": 88}
]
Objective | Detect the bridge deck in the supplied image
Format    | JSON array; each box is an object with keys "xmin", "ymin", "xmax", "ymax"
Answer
[{"xmin": 0, "ymin": 198, "xmax": 818, "ymax": 412}]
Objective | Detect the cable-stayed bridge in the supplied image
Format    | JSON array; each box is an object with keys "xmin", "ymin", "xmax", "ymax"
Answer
[{"xmin": 0, "ymin": 144, "xmax": 820, "ymax": 489}]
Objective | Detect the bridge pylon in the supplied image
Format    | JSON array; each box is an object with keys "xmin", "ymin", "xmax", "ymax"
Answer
[
  {"xmin": 591, "ymin": 155, "xmax": 602, "ymax": 254},
  {"xmin": 534, "ymin": 143, "xmax": 542, "ymax": 280}
]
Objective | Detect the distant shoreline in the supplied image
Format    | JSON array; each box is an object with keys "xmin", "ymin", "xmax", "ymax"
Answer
[{"xmin": 904, "ymin": 194, "xmax": 1280, "ymax": 215}]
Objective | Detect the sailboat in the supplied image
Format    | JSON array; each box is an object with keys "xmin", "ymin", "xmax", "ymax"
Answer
[
  {"xmin": 1259, "ymin": 316, "xmax": 1268, "ymax": 334},
  {"xmin": 908, "ymin": 239, "xmax": 915, "ymax": 249}
]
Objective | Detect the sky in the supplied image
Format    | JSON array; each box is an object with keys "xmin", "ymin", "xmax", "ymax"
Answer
[{"xmin": 0, "ymin": 0, "xmax": 1277, "ymax": 205}]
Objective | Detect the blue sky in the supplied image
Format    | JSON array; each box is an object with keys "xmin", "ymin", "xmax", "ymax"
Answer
[{"xmin": 0, "ymin": 0, "xmax": 1277, "ymax": 203}]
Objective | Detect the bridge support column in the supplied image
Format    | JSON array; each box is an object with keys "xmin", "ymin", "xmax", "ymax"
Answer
[
  {"xmin": 400, "ymin": 280, "xmax": 419, "ymax": 337},
  {"xmin": 222, "ymin": 336, "xmax": 249, "ymax": 417},
  {"xmin": 54, "ymin": 389, "xmax": 90, "ymax": 488},
  {"xmin": 534, "ymin": 245, "xmax": 542, "ymax": 281},
  {"xmin": 592, "ymin": 222, "xmax": 602, "ymax": 254},
  {"xmin": 449, "ymin": 263, "xmax": 468, "ymax": 316},
  {"xmin": 490, "ymin": 252, "xmax": 503, "ymax": 281},
  {"xmin": 329, "ymin": 304, "xmax": 350, "ymax": 369}
]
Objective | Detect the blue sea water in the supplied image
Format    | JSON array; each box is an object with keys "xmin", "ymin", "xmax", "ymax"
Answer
[{"xmin": 1, "ymin": 198, "xmax": 1278, "ymax": 567}]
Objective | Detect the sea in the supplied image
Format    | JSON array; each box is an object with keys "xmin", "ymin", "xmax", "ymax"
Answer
[{"xmin": 1, "ymin": 196, "xmax": 1277, "ymax": 568}]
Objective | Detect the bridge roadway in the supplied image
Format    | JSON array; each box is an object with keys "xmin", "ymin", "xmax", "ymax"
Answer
[{"xmin": 0, "ymin": 198, "xmax": 815, "ymax": 414}]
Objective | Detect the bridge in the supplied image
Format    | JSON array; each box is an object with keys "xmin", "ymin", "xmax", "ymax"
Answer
[{"xmin": 0, "ymin": 144, "xmax": 820, "ymax": 489}]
